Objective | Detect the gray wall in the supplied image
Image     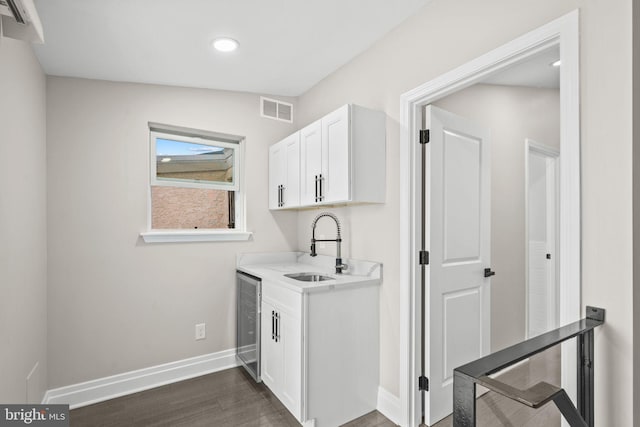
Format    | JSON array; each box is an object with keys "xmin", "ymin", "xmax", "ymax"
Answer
[
  {"xmin": 0, "ymin": 38, "xmax": 48, "ymax": 402},
  {"xmin": 295, "ymin": 0, "xmax": 633, "ymax": 423},
  {"xmin": 433, "ymin": 83, "xmax": 560, "ymax": 352},
  {"xmin": 46, "ymin": 77, "xmax": 298, "ymax": 388},
  {"xmin": 633, "ymin": 0, "xmax": 640, "ymax": 421}
]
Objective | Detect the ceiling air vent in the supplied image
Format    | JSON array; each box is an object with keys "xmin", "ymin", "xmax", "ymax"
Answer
[
  {"xmin": 261, "ymin": 97, "xmax": 293, "ymax": 123},
  {"xmin": 0, "ymin": 0, "xmax": 28, "ymax": 24},
  {"xmin": 0, "ymin": 0, "xmax": 43, "ymax": 43}
]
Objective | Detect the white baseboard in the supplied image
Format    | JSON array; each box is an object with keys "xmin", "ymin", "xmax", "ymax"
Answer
[
  {"xmin": 42, "ymin": 349, "xmax": 239, "ymax": 409},
  {"xmin": 377, "ymin": 386, "xmax": 401, "ymax": 425}
]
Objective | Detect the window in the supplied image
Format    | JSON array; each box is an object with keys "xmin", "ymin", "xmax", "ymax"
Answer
[{"xmin": 141, "ymin": 123, "xmax": 251, "ymax": 243}]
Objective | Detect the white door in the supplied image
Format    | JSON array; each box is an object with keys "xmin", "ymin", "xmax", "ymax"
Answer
[
  {"xmin": 321, "ymin": 104, "xmax": 350, "ymax": 203},
  {"xmin": 260, "ymin": 300, "xmax": 282, "ymax": 389},
  {"xmin": 280, "ymin": 310, "xmax": 301, "ymax": 419},
  {"xmin": 526, "ymin": 141, "xmax": 559, "ymax": 338},
  {"xmin": 268, "ymin": 142, "xmax": 284, "ymax": 210},
  {"xmin": 283, "ymin": 133, "xmax": 300, "ymax": 208},
  {"xmin": 424, "ymin": 105, "xmax": 491, "ymax": 425},
  {"xmin": 300, "ymin": 120, "xmax": 322, "ymax": 205}
]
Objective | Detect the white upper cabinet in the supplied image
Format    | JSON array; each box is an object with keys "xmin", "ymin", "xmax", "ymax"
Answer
[
  {"xmin": 320, "ymin": 105, "xmax": 350, "ymax": 203},
  {"xmin": 269, "ymin": 132, "xmax": 300, "ymax": 209},
  {"xmin": 270, "ymin": 104, "xmax": 385, "ymax": 210},
  {"xmin": 299, "ymin": 120, "xmax": 322, "ymax": 206}
]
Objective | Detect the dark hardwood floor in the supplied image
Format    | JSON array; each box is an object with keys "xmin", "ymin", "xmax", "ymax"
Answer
[
  {"xmin": 70, "ymin": 367, "xmax": 393, "ymax": 427},
  {"xmin": 71, "ymin": 346, "xmax": 560, "ymax": 426}
]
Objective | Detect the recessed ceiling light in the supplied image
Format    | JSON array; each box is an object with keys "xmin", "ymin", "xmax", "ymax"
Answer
[
  {"xmin": 212, "ymin": 37, "xmax": 239, "ymax": 53},
  {"xmin": 551, "ymin": 59, "xmax": 561, "ymax": 67}
]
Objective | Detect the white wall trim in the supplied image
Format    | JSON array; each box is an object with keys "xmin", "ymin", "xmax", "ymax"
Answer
[
  {"xmin": 377, "ymin": 386, "xmax": 401, "ymax": 426},
  {"xmin": 399, "ymin": 10, "xmax": 580, "ymax": 426},
  {"xmin": 42, "ymin": 349, "xmax": 239, "ymax": 409}
]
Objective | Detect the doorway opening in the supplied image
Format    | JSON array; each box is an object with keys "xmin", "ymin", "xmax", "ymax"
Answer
[
  {"xmin": 399, "ymin": 11, "xmax": 580, "ymax": 427},
  {"xmin": 526, "ymin": 139, "xmax": 560, "ymax": 339}
]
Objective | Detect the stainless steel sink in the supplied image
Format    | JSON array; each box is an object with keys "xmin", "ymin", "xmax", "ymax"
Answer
[{"xmin": 284, "ymin": 272, "xmax": 333, "ymax": 282}]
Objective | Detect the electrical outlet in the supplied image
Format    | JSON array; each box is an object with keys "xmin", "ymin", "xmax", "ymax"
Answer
[{"xmin": 195, "ymin": 323, "xmax": 206, "ymax": 340}]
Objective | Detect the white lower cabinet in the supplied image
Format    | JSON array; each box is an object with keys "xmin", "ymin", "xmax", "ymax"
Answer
[
  {"xmin": 260, "ymin": 280, "xmax": 379, "ymax": 427},
  {"xmin": 261, "ymin": 282, "xmax": 302, "ymax": 420}
]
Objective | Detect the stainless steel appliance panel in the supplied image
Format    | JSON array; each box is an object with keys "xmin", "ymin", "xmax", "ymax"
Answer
[{"xmin": 236, "ymin": 270, "xmax": 261, "ymax": 382}]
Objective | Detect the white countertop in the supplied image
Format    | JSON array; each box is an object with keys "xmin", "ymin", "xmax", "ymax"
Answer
[{"xmin": 236, "ymin": 252, "xmax": 382, "ymax": 293}]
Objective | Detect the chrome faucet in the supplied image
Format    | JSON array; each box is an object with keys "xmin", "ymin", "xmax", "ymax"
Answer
[{"xmin": 310, "ymin": 212, "xmax": 348, "ymax": 274}]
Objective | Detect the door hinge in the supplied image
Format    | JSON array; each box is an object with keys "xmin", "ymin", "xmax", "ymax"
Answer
[
  {"xmin": 418, "ymin": 375, "xmax": 429, "ymax": 391},
  {"xmin": 419, "ymin": 129, "xmax": 430, "ymax": 144},
  {"xmin": 419, "ymin": 250, "xmax": 429, "ymax": 265}
]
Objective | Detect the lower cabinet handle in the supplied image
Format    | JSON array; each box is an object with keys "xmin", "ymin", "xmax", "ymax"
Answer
[
  {"xmin": 276, "ymin": 312, "xmax": 281, "ymax": 342},
  {"xmin": 271, "ymin": 310, "xmax": 275, "ymax": 340}
]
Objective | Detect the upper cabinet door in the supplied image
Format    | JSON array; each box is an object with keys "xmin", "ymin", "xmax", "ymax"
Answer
[
  {"xmin": 300, "ymin": 120, "xmax": 322, "ymax": 206},
  {"xmin": 321, "ymin": 105, "xmax": 350, "ymax": 203},
  {"xmin": 269, "ymin": 133, "xmax": 300, "ymax": 209},
  {"xmin": 283, "ymin": 134, "xmax": 300, "ymax": 208},
  {"xmin": 269, "ymin": 141, "xmax": 285, "ymax": 210}
]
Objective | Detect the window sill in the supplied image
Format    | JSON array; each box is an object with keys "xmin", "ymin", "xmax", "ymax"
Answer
[{"xmin": 140, "ymin": 229, "xmax": 253, "ymax": 243}]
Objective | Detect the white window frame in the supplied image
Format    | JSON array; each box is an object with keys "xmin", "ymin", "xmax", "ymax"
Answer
[{"xmin": 140, "ymin": 122, "xmax": 252, "ymax": 243}]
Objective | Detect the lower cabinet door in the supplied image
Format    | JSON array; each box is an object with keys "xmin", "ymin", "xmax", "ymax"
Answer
[
  {"xmin": 280, "ymin": 310, "xmax": 302, "ymax": 419},
  {"xmin": 260, "ymin": 300, "xmax": 282, "ymax": 388}
]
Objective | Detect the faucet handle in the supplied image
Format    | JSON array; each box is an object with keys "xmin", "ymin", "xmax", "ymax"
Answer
[{"xmin": 335, "ymin": 258, "xmax": 348, "ymax": 274}]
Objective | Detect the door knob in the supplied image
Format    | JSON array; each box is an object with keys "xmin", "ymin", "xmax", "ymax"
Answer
[{"xmin": 484, "ymin": 268, "xmax": 496, "ymax": 278}]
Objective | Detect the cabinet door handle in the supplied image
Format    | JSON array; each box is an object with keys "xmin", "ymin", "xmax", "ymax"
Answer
[
  {"xmin": 314, "ymin": 175, "xmax": 319, "ymax": 202},
  {"xmin": 274, "ymin": 312, "xmax": 278, "ymax": 342},
  {"xmin": 278, "ymin": 185, "xmax": 281, "ymax": 207},
  {"xmin": 276, "ymin": 312, "xmax": 280, "ymax": 342},
  {"xmin": 271, "ymin": 310, "xmax": 275, "ymax": 340},
  {"xmin": 281, "ymin": 185, "xmax": 285, "ymax": 207},
  {"xmin": 319, "ymin": 174, "xmax": 323, "ymax": 201}
]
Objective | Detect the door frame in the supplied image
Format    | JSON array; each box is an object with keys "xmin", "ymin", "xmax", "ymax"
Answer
[
  {"xmin": 525, "ymin": 139, "xmax": 560, "ymax": 339},
  {"xmin": 399, "ymin": 11, "xmax": 580, "ymax": 426}
]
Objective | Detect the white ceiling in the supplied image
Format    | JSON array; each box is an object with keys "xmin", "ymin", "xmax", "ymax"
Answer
[
  {"xmin": 481, "ymin": 46, "xmax": 560, "ymax": 89},
  {"xmin": 32, "ymin": 0, "xmax": 430, "ymax": 96}
]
